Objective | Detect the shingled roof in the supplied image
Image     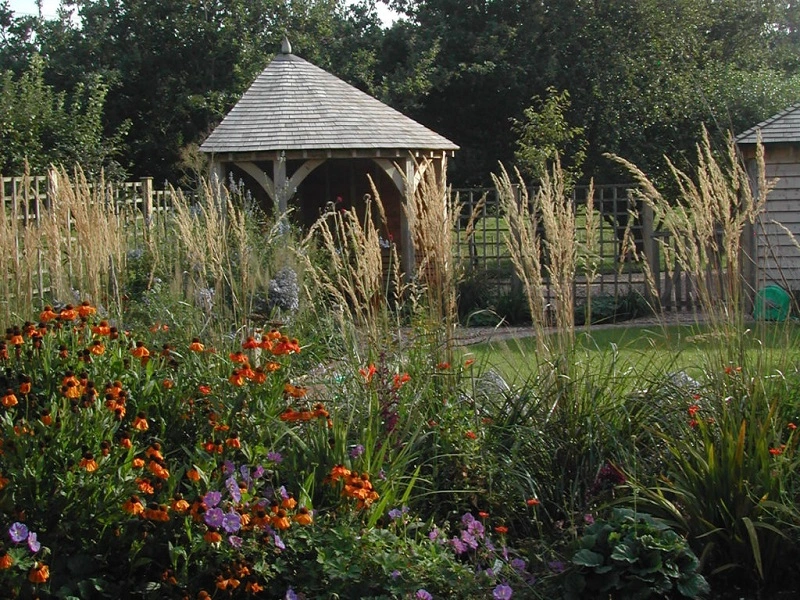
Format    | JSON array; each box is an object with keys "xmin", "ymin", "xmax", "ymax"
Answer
[
  {"xmin": 737, "ymin": 102, "xmax": 800, "ymax": 145},
  {"xmin": 200, "ymin": 41, "xmax": 458, "ymax": 154}
]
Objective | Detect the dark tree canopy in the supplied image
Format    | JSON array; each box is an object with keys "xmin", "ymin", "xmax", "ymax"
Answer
[{"xmin": 1, "ymin": 0, "xmax": 800, "ymax": 186}]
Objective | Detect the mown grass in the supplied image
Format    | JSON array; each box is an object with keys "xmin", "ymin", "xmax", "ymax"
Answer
[{"xmin": 466, "ymin": 321, "xmax": 800, "ymax": 382}]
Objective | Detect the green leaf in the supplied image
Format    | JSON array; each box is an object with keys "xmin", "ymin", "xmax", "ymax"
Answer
[{"xmin": 572, "ymin": 549, "xmax": 604, "ymax": 567}]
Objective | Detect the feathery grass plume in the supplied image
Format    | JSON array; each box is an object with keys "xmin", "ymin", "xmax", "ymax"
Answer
[
  {"xmin": 494, "ymin": 157, "xmax": 581, "ymax": 365},
  {"xmin": 402, "ymin": 158, "xmax": 459, "ymax": 356},
  {"xmin": 607, "ymin": 127, "xmax": 771, "ymax": 362},
  {"xmin": 301, "ymin": 185, "xmax": 399, "ymax": 347},
  {"xmin": 168, "ymin": 178, "xmax": 272, "ymax": 337}
]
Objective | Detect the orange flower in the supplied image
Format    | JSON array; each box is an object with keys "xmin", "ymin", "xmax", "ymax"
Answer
[
  {"xmin": 187, "ymin": 468, "xmax": 201, "ymax": 482},
  {"xmin": 145, "ymin": 443, "xmax": 164, "ymax": 460},
  {"xmin": 28, "ymin": 562, "xmax": 49, "ymax": 583},
  {"xmin": 526, "ymin": 497, "xmax": 540, "ymax": 507},
  {"xmin": 132, "ymin": 412, "xmax": 149, "ymax": 431},
  {"xmin": 189, "ymin": 338, "xmax": 205, "ymax": 352},
  {"xmin": 148, "ymin": 460, "xmax": 170, "ymax": 480},
  {"xmin": 2, "ymin": 389, "xmax": 18, "ymax": 408},
  {"xmin": 123, "ymin": 495, "xmax": 145, "ymax": 515},
  {"xmin": 465, "ymin": 430, "xmax": 477, "ymax": 440},
  {"xmin": 263, "ymin": 361, "xmax": 281, "ymax": 372},
  {"xmin": 789, "ymin": 422, "xmax": 797, "ymax": 431},
  {"xmin": 242, "ymin": 336, "xmax": 259, "ymax": 349},
  {"xmin": 329, "ymin": 464, "xmax": 351, "ymax": 482},
  {"xmin": 8, "ymin": 333, "xmax": 23, "ymax": 347},
  {"xmin": 132, "ymin": 457, "xmax": 145, "ymax": 469},
  {"xmin": 143, "ymin": 504, "xmax": 170, "ymax": 522},
  {"xmin": 77, "ymin": 301, "xmax": 96, "ymax": 318},
  {"xmin": 131, "ymin": 343, "xmax": 150, "ymax": 359},
  {"xmin": 119, "ymin": 434, "xmax": 132, "ymax": 449},
  {"xmin": 359, "ymin": 363, "xmax": 377, "ymax": 383},
  {"xmin": 478, "ymin": 511, "xmax": 489, "ymax": 519},
  {"xmin": 0, "ymin": 553, "xmax": 12, "ymax": 570},
  {"xmin": 0, "ymin": 474, "xmax": 9, "ymax": 490},
  {"xmin": 215, "ymin": 575, "xmax": 241, "ymax": 591},
  {"xmin": 198, "ymin": 384, "xmax": 212, "ymax": 395},
  {"xmin": 79, "ymin": 452, "xmax": 99, "ymax": 472},
  {"xmin": 250, "ymin": 368, "xmax": 267, "ymax": 384},
  {"xmin": 39, "ymin": 306, "xmax": 58, "ymax": 322},
  {"xmin": 171, "ymin": 496, "xmax": 190, "ymax": 513},
  {"xmin": 89, "ymin": 341, "xmax": 105, "ymax": 355},
  {"xmin": 494, "ymin": 525, "xmax": 509, "ymax": 535},
  {"xmin": 229, "ymin": 370, "xmax": 246, "ymax": 386},
  {"xmin": 464, "ymin": 358, "xmax": 475, "ymax": 367},
  {"xmin": 204, "ymin": 530, "xmax": 222, "ymax": 544},
  {"xmin": 225, "ymin": 435, "xmax": 241, "ymax": 449},
  {"xmin": 392, "ymin": 373, "xmax": 410, "ymax": 389},
  {"xmin": 136, "ymin": 477, "xmax": 155, "ymax": 495},
  {"xmin": 770, "ymin": 445, "xmax": 785, "ymax": 456},
  {"xmin": 229, "ymin": 351, "xmax": 249, "ymax": 365},
  {"xmin": 283, "ymin": 383, "xmax": 307, "ymax": 398},
  {"xmin": 91, "ymin": 320, "xmax": 111, "ymax": 336},
  {"xmin": 281, "ymin": 496, "xmax": 297, "ymax": 510},
  {"xmin": 293, "ymin": 506, "xmax": 313, "ymax": 525},
  {"xmin": 271, "ymin": 509, "xmax": 291, "ymax": 530},
  {"xmin": 245, "ymin": 581, "xmax": 264, "ymax": 593},
  {"xmin": 59, "ymin": 305, "xmax": 78, "ymax": 321},
  {"xmin": 436, "ymin": 362, "xmax": 451, "ymax": 370},
  {"xmin": 162, "ymin": 379, "xmax": 174, "ymax": 389}
]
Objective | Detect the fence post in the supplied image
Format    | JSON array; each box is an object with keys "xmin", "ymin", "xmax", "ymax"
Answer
[
  {"xmin": 141, "ymin": 177, "xmax": 154, "ymax": 224},
  {"xmin": 641, "ymin": 201, "xmax": 660, "ymax": 311}
]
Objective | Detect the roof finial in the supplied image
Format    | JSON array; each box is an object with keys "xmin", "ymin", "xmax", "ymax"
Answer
[{"xmin": 281, "ymin": 35, "xmax": 292, "ymax": 55}]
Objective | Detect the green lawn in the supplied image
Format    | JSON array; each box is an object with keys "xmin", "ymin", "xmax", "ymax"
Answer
[{"xmin": 464, "ymin": 322, "xmax": 800, "ymax": 383}]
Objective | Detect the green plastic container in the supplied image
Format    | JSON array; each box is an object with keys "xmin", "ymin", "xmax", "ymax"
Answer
[{"xmin": 753, "ymin": 284, "xmax": 791, "ymax": 321}]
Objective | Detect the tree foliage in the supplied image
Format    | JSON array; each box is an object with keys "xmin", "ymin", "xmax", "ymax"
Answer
[{"xmin": 2, "ymin": 0, "xmax": 800, "ymax": 186}]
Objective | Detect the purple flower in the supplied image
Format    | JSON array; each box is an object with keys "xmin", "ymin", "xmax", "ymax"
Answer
[
  {"xmin": 222, "ymin": 510, "xmax": 242, "ymax": 533},
  {"xmin": 428, "ymin": 527, "xmax": 440, "ymax": 541},
  {"xmin": 228, "ymin": 535, "xmax": 243, "ymax": 548},
  {"xmin": 8, "ymin": 522, "xmax": 28, "ymax": 544},
  {"xmin": 27, "ymin": 532, "xmax": 40, "ymax": 553},
  {"xmin": 204, "ymin": 507, "xmax": 224, "ymax": 529},
  {"xmin": 451, "ymin": 536, "xmax": 467, "ymax": 555},
  {"xmin": 378, "ymin": 468, "xmax": 386, "ymax": 480},
  {"xmin": 226, "ymin": 476, "xmax": 241, "ymax": 503},
  {"xmin": 415, "ymin": 590, "xmax": 433, "ymax": 600},
  {"xmin": 267, "ymin": 451, "xmax": 283, "ymax": 464},
  {"xmin": 388, "ymin": 505, "xmax": 408, "ymax": 521},
  {"xmin": 493, "ymin": 583, "xmax": 513, "ymax": 600},
  {"xmin": 548, "ymin": 560, "xmax": 566, "ymax": 574},
  {"xmin": 511, "ymin": 558, "xmax": 527, "ymax": 572},
  {"xmin": 279, "ymin": 485, "xmax": 289, "ymax": 500},
  {"xmin": 284, "ymin": 588, "xmax": 297, "ymax": 600},
  {"xmin": 204, "ymin": 490, "xmax": 222, "ymax": 508},
  {"xmin": 460, "ymin": 530, "xmax": 478, "ymax": 550},
  {"xmin": 390, "ymin": 569, "xmax": 401, "ymax": 580},
  {"xmin": 584, "ymin": 513, "xmax": 595, "ymax": 525},
  {"xmin": 253, "ymin": 464, "xmax": 265, "ymax": 479},
  {"xmin": 240, "ymin": 465, "xmax": 252, "ymax": 483},
  {"xmin": 222, "ymin": 460, "xmax": 235, "ymax": 475},
  {"xmin": 467, "ymin": 519, "xmax": 485, "ymax": 538},
  {"xmin": 461, "ymin": 512, "xmax": 475, "ymax": 526},
  {"xmin": 274, "ymin": 533, "xmax": 285, "ymax": 550},
  {"xmin": 350, "ymin": 444, "xmax": 364, "ymax": 458}
]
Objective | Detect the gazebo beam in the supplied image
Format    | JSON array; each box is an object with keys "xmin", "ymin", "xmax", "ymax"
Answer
[{"xmin": 237, "ymin": 161, "xmax": 276, "ymax": 201}]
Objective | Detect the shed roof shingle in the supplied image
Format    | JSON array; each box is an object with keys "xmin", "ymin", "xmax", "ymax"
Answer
[
  {"xmin": 200, "ymin": 51, "xmax": 458, "ymax": 154},
  {"xmin": 737, "ymin": 102, "xmax": 800, "ymax": 145}
]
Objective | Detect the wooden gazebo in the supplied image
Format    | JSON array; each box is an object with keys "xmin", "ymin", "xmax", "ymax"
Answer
[{"xmin": 200, "ymin": 38, "xmax": 459, "ymax": 274}]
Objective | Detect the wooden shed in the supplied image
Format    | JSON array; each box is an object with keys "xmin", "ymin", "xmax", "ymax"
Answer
[
  {"xmin": 738, "ymin": 102, "xmax": 800, "ymax": 295},
  {"xmin": 200, "ymin": 38, "xmax": 458, "ymax": 275}
]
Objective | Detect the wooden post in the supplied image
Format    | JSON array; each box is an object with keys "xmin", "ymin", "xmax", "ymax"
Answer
[
  {"xmin": 641, "ymin": 200, "xmax": 660, "ymax": 311},
  {"xmin": 141, "ymin": 177, "xmax": 154, "ymax": 224},
  {"xmin": 400, "ymin": 156, "xmax": 416, "ymax": 279},
  {"xmin": 274, "ymin": 154, "xmax": 288, "ymax": 213}
]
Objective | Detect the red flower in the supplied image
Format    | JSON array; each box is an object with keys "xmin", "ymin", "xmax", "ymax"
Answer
[{"xmin": 465, "ymin": 430, "xmax": 477, "ymax": 440}]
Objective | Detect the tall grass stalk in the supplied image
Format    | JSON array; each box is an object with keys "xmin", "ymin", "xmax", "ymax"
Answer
[
  {"xmin": 608, "ymin": 128, "xmax": 771, "ymax": 362},
  {"xmin": 404, "ymin": 159, "xmax": 460, "ymax": 357},
  {"xmin": 301, "ymin": 185, "xmax": 402, "ymax": 348},
  {"xmin": 0, "ymin": 166, "xmax": 127, "ymax": 326}
]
